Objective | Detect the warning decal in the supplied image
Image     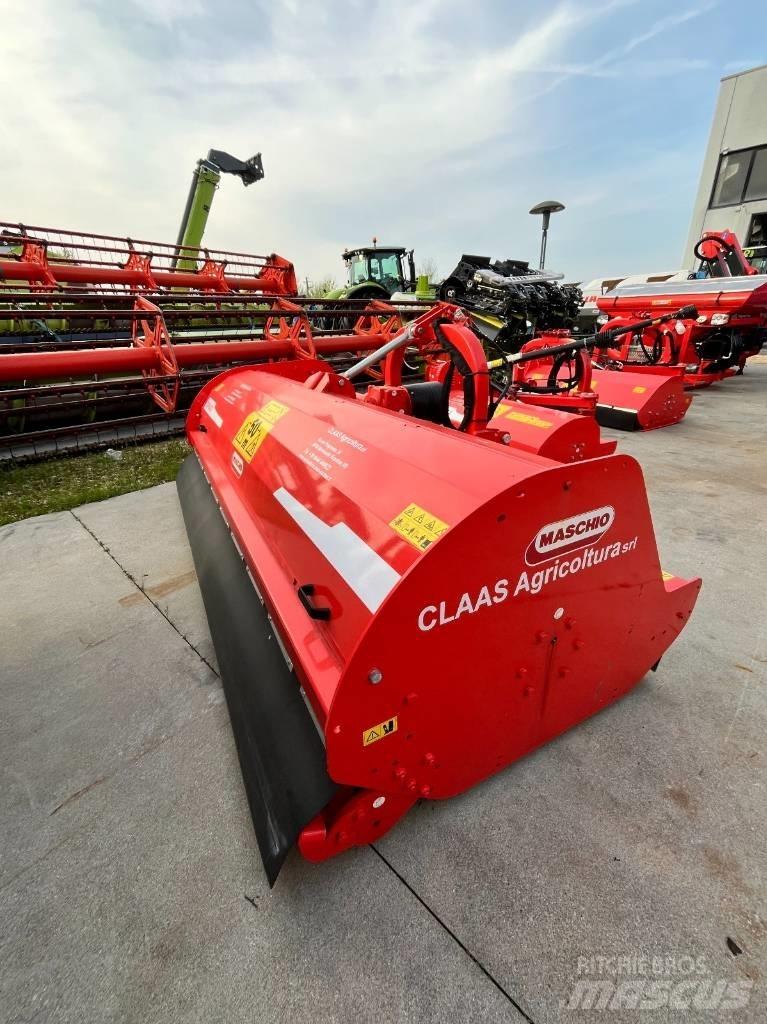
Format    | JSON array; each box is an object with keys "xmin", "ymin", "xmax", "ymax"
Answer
[
  {"xmin": 661, "ymin": 569, "xmax": 675, "ymax": 581},
  {"xmin": 390, "ymin": 503, "xmax": 449, "ymax": 551},
  {"xmin": 632, "ymin": 386, "xmax": 647, "ymax": 394},
  {"xmin": 203, "ymin": 397, "xmax": 223, "ymax": 428},
  {"xmin": 232, "ymin": 400, "xmax": 289, "ymax": 463},
  {"xmin": 504, "ymin": 409, "xmax": 552, "ymax": 429},
  {"xmin": 363, "ymin": 716, "xmax": 398, "ymax": 747}
]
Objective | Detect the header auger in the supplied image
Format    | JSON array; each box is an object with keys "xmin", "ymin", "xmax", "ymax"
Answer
[{"xmin": 174, "ymin": 300, "xmax": 701, "ymax": 883}]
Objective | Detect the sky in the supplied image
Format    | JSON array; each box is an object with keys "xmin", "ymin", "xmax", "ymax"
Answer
[{"xmin": 1, "ymin": 0, "xmax": 765, "ymax": 286}]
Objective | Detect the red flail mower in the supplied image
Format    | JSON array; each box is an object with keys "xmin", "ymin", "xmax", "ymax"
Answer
[
  {"xmin": 175, "ymin": 301, "xmax": 701, "ymax": 883},
  {"xmin": 497, "ymin": 323, "xmax": 693, "ymax": 432}
]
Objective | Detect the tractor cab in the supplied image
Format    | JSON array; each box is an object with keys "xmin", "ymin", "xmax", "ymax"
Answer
[{"xmin": 342, "ymin": 243, "xmax": 416, "ymax": 295}]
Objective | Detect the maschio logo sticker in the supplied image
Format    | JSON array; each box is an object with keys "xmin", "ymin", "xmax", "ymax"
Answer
[
  {"xmin": 525, "ymin": 506, "xmax": 614, "ymax": 566},
  {"xmin": 231, "ymin": 451, "xmax": 244, "ymax": 477}
]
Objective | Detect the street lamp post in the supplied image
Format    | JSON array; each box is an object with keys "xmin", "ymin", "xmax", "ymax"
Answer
[{"xmin": 529, "ymin": 200, "xmax": 565, "ymax": 270}]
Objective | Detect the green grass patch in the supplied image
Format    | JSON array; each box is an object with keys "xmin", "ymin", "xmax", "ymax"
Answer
[{"xmin": 0, "ymin": 438, "xmax": 191, "ymax": 526}]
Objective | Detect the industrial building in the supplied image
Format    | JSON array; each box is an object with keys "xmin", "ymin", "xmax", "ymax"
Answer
[{"xmin": 685, "ymin": 63, "xmax": 767, "ymax": 266}]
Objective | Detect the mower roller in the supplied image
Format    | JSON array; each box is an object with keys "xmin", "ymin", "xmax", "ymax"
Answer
[{"xmin": 176, "ymin": 302, "xmax": 701, "ymax": 883}]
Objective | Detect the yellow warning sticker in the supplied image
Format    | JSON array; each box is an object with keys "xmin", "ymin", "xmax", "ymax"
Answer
[
  {"xmin": 390, "ymin": 503, "xmax": 450, "ymax": 551},
  {"xmin": 363, "ymin": 716, "xmax": 398, "ymax": 747},
  {"xmin": 632, "ymin": 386, "xmax": 647, "ymax": 394},
  {"xmin": 232, "ymin": 400, "xmax": 289, "ymax": 463},
  {"xmin": 661, "ymin": 570, "xmax": 675, "ymax": 581},
  {"xmin": 504, "ymin": 409, "xmax": 552, "ymax": 429},
  {"xmin": 256, "ymin": 399, "xmax": 290, "ymax": 425}
]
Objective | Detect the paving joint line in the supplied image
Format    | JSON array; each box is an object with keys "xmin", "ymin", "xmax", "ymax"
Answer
[
  {"xmin": 370, "ymin": 845, "xmax": 537, "ymax": 1023},
  {"xmin": 71, "ymin": 509, "xmax": 531, "ymax": 1024},
  {"xmin": 69, "ymin": 509, "xmax": 219, "ymax": 678}
]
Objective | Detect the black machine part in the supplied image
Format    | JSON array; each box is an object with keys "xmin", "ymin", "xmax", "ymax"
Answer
[
  {"xmin": 177, "ymin": 455, "xmax": 337, "ymax": 886},
  {"xmin": 206, "ymin": 149, "xmax": 264, "ymax": 187},
  {"xmin": 439, "ymin": 254, "xmax": 583, "ymax": 346}
]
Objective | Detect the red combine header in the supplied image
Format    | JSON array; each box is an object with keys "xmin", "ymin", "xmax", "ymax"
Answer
[
  {"xmin": 172, "ymin": 301, "xmax": 701, "ymax": 882},
  {"xmin": 0, "ymin": 222, "xmax": 297, "ymax": 295},
  {"xmin": 0, "ymin": 295, "xmax": 633, "ymax": 463}
]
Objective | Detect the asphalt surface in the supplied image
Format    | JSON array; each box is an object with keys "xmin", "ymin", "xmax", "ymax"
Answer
[{"xmin": 1, "ymin": 363, "xmax": 765, "ymax": 1023}]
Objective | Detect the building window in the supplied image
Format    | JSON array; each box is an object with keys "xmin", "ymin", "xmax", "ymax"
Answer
[
  {"xmin": 745, "ymin": 148, "xmax": 767, "ymax": 202},
  {"xmin": 746, "ymin": 213, "xmax": 767, "ymax": 247},
  {"xmin": 710, "ymin": 146, "xmax": 767, "ymax": 208}
]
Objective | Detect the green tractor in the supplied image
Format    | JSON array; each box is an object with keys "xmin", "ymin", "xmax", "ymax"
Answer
[{"xmin": 325, "ymin": 241, "xmax": 433, "ymax": 302}]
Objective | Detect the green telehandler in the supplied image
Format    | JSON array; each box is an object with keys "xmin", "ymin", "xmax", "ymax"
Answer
[{"xmin": 173, "ymin": 148, "xmax": 264, "ymax": 269}]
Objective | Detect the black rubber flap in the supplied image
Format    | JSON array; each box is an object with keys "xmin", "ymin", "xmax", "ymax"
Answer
[
  {"xmin": 177, "ymin": 455, "xmax": 337, "ymax": 885},
  {"xmin": 595, "ymin": 404, "xmax": 640, "ymax": 431}
]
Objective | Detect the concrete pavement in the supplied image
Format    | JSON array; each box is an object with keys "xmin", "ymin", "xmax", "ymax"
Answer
[{"xmin": 1, "ymin": 365, "xmax": 765, "ymax": 1023}]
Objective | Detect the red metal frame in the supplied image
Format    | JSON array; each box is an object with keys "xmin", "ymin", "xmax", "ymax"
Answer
[
  {"xmin": 0, "ymin": 221, "xmax": 298, "ymax": 295},
  {"xmin": 378, "ymin": 315, "xmax": 615, "ymax": 458},
  {"xmin": 353, "ymin": 299, "xmax": 405, "ymax": 341},
  {"xmin": 509, "ymin": 330, "xmax": 598, "ymax": 416},
  {"xmin": 131, "ymin": 296, "xmax": 180, "ymax": 413},
  {"xmin": 263, "ymin": 298, "xmax": 317, "ymax": 359},
  {"xmin": 0, "ymin": 299, "xmax": 412, "ymax": 385},
  {"xmin": 695, "ymin": 230, "xmax": 757, "ymax": 276}
]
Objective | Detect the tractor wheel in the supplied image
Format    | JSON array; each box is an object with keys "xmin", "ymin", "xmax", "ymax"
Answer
[{"xmin": 335, "ymin": 286, "xmax": 390, "ymax": 332}]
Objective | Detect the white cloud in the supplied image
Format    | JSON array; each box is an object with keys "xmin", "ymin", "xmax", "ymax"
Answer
[
  {"xmin": 128, "ymin": 0, "xmax": 206, "ymax": 26},
  {"xmin": 0, "ymin": 0, "xmax": 721, "ymax": 283},
  {"xmin": 618, "ymin": 2, "xmax": 719, "ymax": 57}
]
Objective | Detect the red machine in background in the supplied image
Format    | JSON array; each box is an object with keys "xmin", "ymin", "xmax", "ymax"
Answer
[
  {"xmin": 0, "ymin": 222, "xmax": 297, "ymax": 295},
  {"xmin": 493, "ymin": 317, "xmax": 693, "ymax": 431},
  {"xmin": 595, "ymin": 232, "xmax": 767, "ymax": 387},
  {"xmin": 0, "ymin": 297, "xmax": 624, "ymax": 464},
  {"xmin": 690, "ymin": 229, "xmax": 758, "ymax": 278},
  {"xmin": 176, "ymin": 300, "xmax": 701, "ymax": 882}
]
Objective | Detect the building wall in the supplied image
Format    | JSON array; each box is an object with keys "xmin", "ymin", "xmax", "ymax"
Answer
[{"xmin": 684, "ymin": 65, "xmax": 767, "ymax": 266}]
